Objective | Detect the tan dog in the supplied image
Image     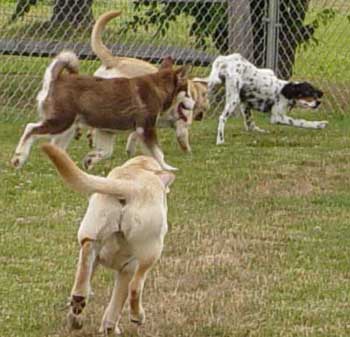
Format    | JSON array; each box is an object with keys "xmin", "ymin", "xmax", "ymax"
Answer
[
  {"xmin": 91, "ymin": 10, "xmax": 209, "ymax": 153},
  {"xmin": 41, "ymin": 143, "xmax": 174, "ymax": 334},
  {"xmin": 11, "ymin": 50, "xmax": 194, "ymax": 171}
]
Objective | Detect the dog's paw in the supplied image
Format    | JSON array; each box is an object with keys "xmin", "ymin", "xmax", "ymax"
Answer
[
  {"xmin": 82, "ymin": 155, "xmax": 97, "ymax": 171},
  {"xmin": 130, "ymin": 309, "xmax": 145, "ymax": 326},
  {"xmin": 99, "ymin": 320, "xmax": 121, "ymax": 335},
  {"xmin": 253, "ymin": 126, "xmax": 269, "ymax": 134},
  {"xmin": 179, "ymin": 143, "xmax": 192, "ymax": 153},
  {"xmin": 216, "ymin": 139, "xmax": 225, "ymax": 145},
  {"xmin": 67, "ymin": 312, "xmax": 83, "ymax": 330},
  {"xmin": 11, "ymin": 153, "xmax": 25, "ymax": 169},
  {"xmin": 82, "ymin": 157, "xmax": 93, "ymax": 170},
  {"xmin": 316, "ymin": 121, "xmax": 328, "ymax": 129}
]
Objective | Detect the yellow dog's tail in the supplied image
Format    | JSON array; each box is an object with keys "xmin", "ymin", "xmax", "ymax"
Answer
[
  {"xmin": 91, "ymin": 10, "xmax": 122, "ymax": 68},
  {"xmin": 41, "ymin": 143, "xmax": 134, "ymax": 198}
]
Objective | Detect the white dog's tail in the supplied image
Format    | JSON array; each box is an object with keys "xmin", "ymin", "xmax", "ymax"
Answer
[
  {"xmin": 207, "ymin": 58, "xmax": 224, "ymax": 90},
  {"xmin": 41, "ymin": 144, "xmax": 135, "ymax": 198},
  {"xmin": 37, "ymin": 51, "xmax": 79, "ymax": 106},
  {"xmin": 91, "ymin": 10, "xmax": 121, "ymax": 67}
]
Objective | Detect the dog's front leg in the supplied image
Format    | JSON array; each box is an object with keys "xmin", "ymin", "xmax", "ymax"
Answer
[
  {"xmin": 99, "ymin": 262, "xmax": 137, "ymax": 335},
  {"xmin": 137, "ymin": 127, "xmax": 178, "ymax": 171},
  {"xmin": 174, "ymin": 120, "xmax": 191, "ymax": 153},
  {"xmin": 270, "ymin": 113, "xmax": 328, "ymax": 129},
  {"xmin": 240, "ymin": 104, "xmax": 268, "ymax": 133},
  {"xmin": 68, "ymin": 239, "xmax": 98, "ymax": 330},
  {"xmin": 83, "ymin": 130, "xmax": 116, "ymax": 170},
  {"xmin": 126, "ymin": 131, "xmax": 139, "ymax": 157}
]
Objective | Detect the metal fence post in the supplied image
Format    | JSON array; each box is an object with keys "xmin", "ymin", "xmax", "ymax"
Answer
[
  {"xmin": 266, "ymin": 0, "xmax": 280, "ymax": 71},
  {"xmin": 228, "ymin": 0, "xmax": 254, "ymax": 61}
]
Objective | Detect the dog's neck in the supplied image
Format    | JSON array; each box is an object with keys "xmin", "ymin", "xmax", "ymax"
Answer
[{"xmin": 148, "ymin": 70, "xmax": 179, "ymax": 111}]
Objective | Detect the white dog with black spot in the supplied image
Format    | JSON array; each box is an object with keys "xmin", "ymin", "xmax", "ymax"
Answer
[{"xmin": 201, "ymin": 53, "xmax": 327, "ymax": 144}]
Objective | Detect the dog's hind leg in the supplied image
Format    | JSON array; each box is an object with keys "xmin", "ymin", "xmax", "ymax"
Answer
[
  {"xmin": 217, "ymin": 77, "xmax": 242, "ymax": 145},
  {"xmin": 51, "ymin": 124, "xmax": 77, "ymax": 149},
  {"xmin": 241, "ymin": 104, "xmax": 268, "ymax": 133},
  {"xmin": 82, "ymin": 130, "xmax": 116, "ymax": 170},
  {"xmin": 99, "ymin": 261, "xmax": 137, "ymax": 335},
  {"xmin": 11, "ymin": 119, "xmax": 71, "ymax": 169},
  {"xmin": 217, "ymin": 101, "xmax": 237, "ymax": 145},
  {"xmin": 68, "ymin": 238, "xmax": 99, "ymax": 330},
  {"xmin": 129, "ymin": 258, "xmax": 158, "ymax": 326},
  {"xmin": 11, "ymin": 122, "xmax": 47, "ymax": 168}
]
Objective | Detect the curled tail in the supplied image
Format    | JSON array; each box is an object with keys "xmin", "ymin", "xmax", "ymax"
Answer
[
  {"xmin": 37, "ymin": 51, "xmax": 79, "ymax": 105},
  {"xmin": 91, "ymin": 10, "xmax": 122, "ymax": 67},
  {"xmin": 41, "ymin": 144, "xmax": 135, "ymax": 198}
]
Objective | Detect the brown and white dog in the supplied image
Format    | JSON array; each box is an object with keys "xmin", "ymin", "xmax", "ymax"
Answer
[
  {"xmin": 88, "ymin": 10, "xmax": 209, "ymax": 154},
  {"xmin": 41, "ymin": 143, "xmax": 174, "ymax": 334},
  {"xmin": 11, "ymin": 50, "xmax": 194, "ymax": 170}
]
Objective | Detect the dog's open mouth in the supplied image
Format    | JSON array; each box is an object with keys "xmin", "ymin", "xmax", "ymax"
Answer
[
  {"xmin": 297, "ymin": 97, "xmax": 322, "ymax": 109},
  {"xmin": 177, "ymin": 102, "xmax": 189, "ymax": 122}
]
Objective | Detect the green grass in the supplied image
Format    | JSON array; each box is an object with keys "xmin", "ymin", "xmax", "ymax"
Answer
[{"xmin": 2, "ymin": 111, "xmax": 350, "ymax": 336}]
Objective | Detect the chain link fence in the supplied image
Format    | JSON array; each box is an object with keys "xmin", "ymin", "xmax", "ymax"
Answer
[{"xmin": 0, "ymin": 0, "xmax": 350, "ymax": 119}]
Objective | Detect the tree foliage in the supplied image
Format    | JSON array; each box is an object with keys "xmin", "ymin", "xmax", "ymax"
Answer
[
  {"xmin": 11, "ymin": 0, "xmax": 94, "ymax": 26},
  {"xmin": 123, "ymin": 0, "xmax": 341, "ymax": 79},
  {"xmin": 121, "ymin": 1, "xmax": 228, "ymax": 53},
  {"xmin": 11, "ymin": 0, "xmax": 38, "ymax": 21}
]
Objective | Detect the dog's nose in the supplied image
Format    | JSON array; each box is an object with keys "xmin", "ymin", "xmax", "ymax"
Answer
[{"xmin": 315, "ymin": 100, "xmax": 321, "ymax": 108}]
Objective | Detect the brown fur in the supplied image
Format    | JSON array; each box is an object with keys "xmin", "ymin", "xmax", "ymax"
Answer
[
  {"xmin": 45, "ymin": 69, "xmax": 186, "ymax": 131},
  {"xmin": 11, "ymin": 51, "xmax": 191, "ymax": 170},
  {"xmin": 91, "ymin": 10, "xmax": 209, "ymax": 121}
]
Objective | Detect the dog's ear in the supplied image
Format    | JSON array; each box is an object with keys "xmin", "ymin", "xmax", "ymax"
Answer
[
  {"xmin": 159, "ymin": 56, "xmax": 174, "ymax": 70},
  {"xmin": 282, "ymin": 82, "xmax": 323, "ymax": 100},
  {"xmin": 155, "ymin": 171, "xmax": 176, "ymax": 191},
  {"xmin": 281, "ymin": 82, "xmax": 300, "ymax": 99},
  {"xmin": 176, "ymin": 64, "xmax": 192, "ymax": 80}
]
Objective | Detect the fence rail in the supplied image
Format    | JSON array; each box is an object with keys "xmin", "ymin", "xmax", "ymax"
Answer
[
  {"xmin": 0, "ymin": 38, "xmax": 215, "ymax": 65},
  {"xmin": 1, "ymin": 0, "xmax": 350, "ymax": 117}
]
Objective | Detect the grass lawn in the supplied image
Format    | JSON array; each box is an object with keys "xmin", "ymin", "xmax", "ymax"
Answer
[{"xmin": 1, "ymin": 110, "xmax": 350, "ymax": 337}]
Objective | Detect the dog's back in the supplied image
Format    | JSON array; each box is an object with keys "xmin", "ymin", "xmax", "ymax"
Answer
[
  {"xmin": 42, "ymin": 55, "xmax": 187, "ymax": 131},
  {"xmin": 42, "ymin": 144, "xmax": 172, "ymax": 257}
]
